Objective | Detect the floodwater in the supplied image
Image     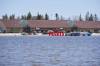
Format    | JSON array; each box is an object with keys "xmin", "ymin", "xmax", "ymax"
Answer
[{"xmin": 0, "ymin": 36, "xmax": 100, "ymax": 66}]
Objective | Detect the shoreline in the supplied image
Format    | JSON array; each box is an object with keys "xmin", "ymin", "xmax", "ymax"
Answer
[
  {"xmin": 0, "ymin": 33, "xmax": 49, "ymax": 36},
  {"xmin": 0, "ymin": 33, "xmax": 100, "ymax": 36}
]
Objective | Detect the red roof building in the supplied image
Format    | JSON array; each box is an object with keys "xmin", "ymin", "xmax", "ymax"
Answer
[
  {"xmin": 2, "ymin": 20, "xmax": 22, "ymax": 32},
  {"xmin": 0, "ymin": 20, "xmax": 100, "ymax": 33},
  {"xmin": 28, "ymin": 20, "xmax": 68, "ymax": 33},
  {"xmin": 75, "ymin": 21, "xmax": 100, "ymax": 32}
]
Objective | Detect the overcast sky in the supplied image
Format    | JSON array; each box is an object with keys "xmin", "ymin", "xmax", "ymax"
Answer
[{"xmin": 0, "ymin": 0, "xmax": 100, "ymax": 19}]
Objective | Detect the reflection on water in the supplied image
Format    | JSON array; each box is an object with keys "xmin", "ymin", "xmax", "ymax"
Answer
[{"xmin": 0, "ymin": 36, "xmax": 100, "ymax": 66}]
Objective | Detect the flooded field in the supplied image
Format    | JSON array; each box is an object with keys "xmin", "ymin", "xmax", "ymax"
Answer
[{"xmin": 0, "ymin": 36, "xmax": 100, "ymax": 66}]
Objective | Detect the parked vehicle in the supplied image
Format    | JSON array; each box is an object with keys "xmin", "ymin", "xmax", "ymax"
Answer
[
  {"xmin": 79, "ymin": 32, "xmax": 92, "ymax": 36},
  {"xmin": 0, "ymin": 29, "xmax": 6, "ymax": 33},
  {"xmin": 65, "ymin": 32, "xmax": 92, "ymax": 36}
]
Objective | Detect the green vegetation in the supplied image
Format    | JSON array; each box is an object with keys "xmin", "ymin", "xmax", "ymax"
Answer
[
  {"xmin": 10, "ymin": 28, "xmax": 20, "ymax": 33},
  {"xmin": 23, "ymin": 25, "xmax": 32, "ymax": 33}
]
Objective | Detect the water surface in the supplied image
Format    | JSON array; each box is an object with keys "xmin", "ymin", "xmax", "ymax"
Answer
[{"xmin": 0, "ymin": 36, "xmax": 100, "ymax": 66}]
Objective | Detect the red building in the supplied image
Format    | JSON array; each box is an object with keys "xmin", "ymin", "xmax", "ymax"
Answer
[
  {"xmin": 0, "ymin": 20, "xmax": 100, "ymax": 33},
  {"xmin": 75, "ymin": 21, "xmax": 100, "ymax": 32}
]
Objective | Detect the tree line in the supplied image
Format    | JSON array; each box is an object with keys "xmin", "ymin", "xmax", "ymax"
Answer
[
  {"xmin": 79, "ymin": 12, "xmax": 98, "ymax": 21},
  {"xmin": 2, "ymin": 12, "xmax": 62, "ymax": 20},
  {"xmin": 2, "ymin": 11, "xmax": 99, "ymax": 21}
]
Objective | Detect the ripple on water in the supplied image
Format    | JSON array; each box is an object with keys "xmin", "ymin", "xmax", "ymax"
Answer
[{"xmin": 0, "ymin": 36, "xmax": 100, "ymax": 66}]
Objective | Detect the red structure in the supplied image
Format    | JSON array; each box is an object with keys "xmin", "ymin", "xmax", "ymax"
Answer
[{"xmin": 48, "ymin": 32, "xmax": 64, "ymax": 36}]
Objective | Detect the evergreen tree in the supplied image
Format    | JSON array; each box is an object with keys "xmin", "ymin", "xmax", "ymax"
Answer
[
  {"xmin": 2, "ymin": 14, "xmax": 8, "ymax": 20},
  {"xmin": 55, "ymin": 13, "xmax": 59, "ymax": 20},
  {"xmin": 21, "ymin": 15, "xmax": 25, "ymax": 20},
  {"xmin": 27, "ymin": 12, "xmax": 32, "ymax": 20},
  {"xmin": 94, "ymin": 14, "xmax": 98, "ymax": 21},
  {"xmin": 45, "ymin": 13, "xmax": 49, "ymax": 20},
  {"xmin": 79, "ymin": 14, "xmax": 82, "ymax": 21},
  {"xmin": 23, "ymin": 25, "xmax": 32, "ymax": 33},
  {"xmin": 85, "ymin": 12, "xmax": 89, "ymax": 21},
  {"xmin": 36, "ymin": 13, "xmax": 44, "ymax": 20},
  {"xmin": 9, "ymin": 14, "xmax": 15, "ymax": 20},
  {"xmin": 21, "ymin": 15, "xmax": 27, "ymax": 20},
  {"xmin": 89, "ymin": 14, "xmax": 93, "ymax": 21},
  {"xmin": 37, "ymin": 13, "xmax": 41, "ymax": 20}
]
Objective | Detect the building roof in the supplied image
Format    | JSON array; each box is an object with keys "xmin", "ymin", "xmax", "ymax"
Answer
[
  {"xmin": 28, "ymin": 20, "xmax": 68, "ymax": 28},
  {"xmin": 75, "ymin": 21, "xmax": 100, "ymax": 29},
  {"xmin": 2, "ymin": 20, "xmax": 21, "ymax": 28},
  {"xmin": 0, "ymin": 21, "xmax": 6, "ymax": 30},
  {"xmin": 0, "ymin": 20, "xmax": 100, "ymax": 29}
]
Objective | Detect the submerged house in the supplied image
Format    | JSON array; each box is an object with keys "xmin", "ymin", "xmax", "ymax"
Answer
[{"xmin": 0, "ymin": 20, "xmax": 100, "ymax": 33}]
